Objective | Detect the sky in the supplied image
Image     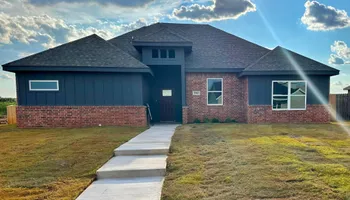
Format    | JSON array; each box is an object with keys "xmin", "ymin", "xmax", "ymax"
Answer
[{"xmin": 0, "ymin": 0, "xmax": 350, "ymax": 97}]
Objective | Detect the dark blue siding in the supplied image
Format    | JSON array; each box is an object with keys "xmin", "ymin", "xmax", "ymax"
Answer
[
  {"xmin": 248, "ymin": 75, "xmax": 330, "ymax": 105},
  {"xmin": 17, "ymin": 72, "xmax": 144, "ymax": 106}
]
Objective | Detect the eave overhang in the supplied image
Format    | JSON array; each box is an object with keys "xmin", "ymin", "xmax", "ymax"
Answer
[
  {"xmin": 2, "ymin": 65, "xmax": 154, "ymax": 76},
  {"xmin": 185, "ymin": 68, "xmax": 244, "ymax": 73},
  {"xmin": 239, "ymin": 70, "xmax": 340, "ymax": 77}
]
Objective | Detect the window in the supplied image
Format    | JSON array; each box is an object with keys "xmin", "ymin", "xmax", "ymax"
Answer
[
  {"xmin": 272, "ymin": 81, "xmax": 306, "ymax": 110},
  {"xmin": 160, "ymin": 49, "xmax": 167, "ymax": 58},
  {"xmin": 152, "ymin": 49, "xmax": 159, "ymax": 58},
  {"xmin": 29, "ymin": 80, "xmax": 59, "ymax": 91},
  {"xmin": 152, "ymin": 49, "xmax": 175, "ymax": 59},
  {"xmin": 207, "ymin": 78, "xmax": 223, "ymax": 105},
  {"xmin": 169, "ymin": 49, "xmax": 175, "ymax": 58}
]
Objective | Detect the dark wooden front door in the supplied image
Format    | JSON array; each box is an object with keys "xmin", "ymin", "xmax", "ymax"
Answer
[{"xmin": 159, "ymin": 89, "xmax": 175, "ymax": 122}]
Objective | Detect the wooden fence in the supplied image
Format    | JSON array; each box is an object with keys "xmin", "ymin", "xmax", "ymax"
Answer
[
  {"xmin": 7, "ymin": 105, "xmax": 16, "ymax": 124},
  {"xmin": 329, "ymin": 94, "xmax": 350, "ymax": 121}
]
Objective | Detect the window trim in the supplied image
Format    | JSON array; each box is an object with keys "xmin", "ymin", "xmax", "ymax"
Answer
[
  {"xmin": 271, "ymin": 80, "xmax": 307, "ymax": 111},
  {"xmin": 207, "ymin": 78, "xmax": 223, "ymax": 106},
  {"xmin": 29, "ymin": 80, "xmax": 59, "ymax": 91}
]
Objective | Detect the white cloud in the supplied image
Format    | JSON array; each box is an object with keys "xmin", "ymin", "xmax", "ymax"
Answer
[
  {"xmin": 172, "ymin": 0, "xmax": 256, "ymax": 22},
  {"xmin": 110, "ymin": 18, "xmax": 148, "ymax": 33},
  {"xmin": 0, "ymin": 0, "xmax": 12, "ymax": 9},
  {"xmin": 301, "ymin": 1, "xmax": 350, "ymax": 31},
  {"xmin": 0, "ymin": 12, "xmax": 150, "ymax": 49},
  {"xmin": 329, "ymin": 41, "xmax": 350, "ymax": 65},
  {"xmin": 18, "ymin": 51, "xmax": 34, "ymax": 58},
  {"xmin": 330, "ymin": 80, "xmax": 350, "ymax": 94},
  {"xmin": 0, "ymin": 73, "xmax": 13, "ymax": 80},
  {"xmin": 27, "ymin": 0, "xmax": 154, "ymax": 7}
]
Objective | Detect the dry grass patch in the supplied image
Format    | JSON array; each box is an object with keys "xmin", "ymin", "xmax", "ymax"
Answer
[
  {"xmin": 0, "ymin": 125, "xmax": 144, "ymax": 200},
  {"xmin": 162, "ymin": 124, "xmax": 350, "ymax": 200}
]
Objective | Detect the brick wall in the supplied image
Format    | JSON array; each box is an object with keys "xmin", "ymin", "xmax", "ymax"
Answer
[
  {"xmin": 247, "ymin": 105, "xmax": 330, "ymax": 123},
  {"xmin": 17, "ymin": 106, "xmax": 147, "ymax": 128},
  {"xmin": 186, "ymin": 73, "xmax": 246, "ymax": 123},
  {"xmin": 182, "ymin": 106, "xmax": 189, "ymax": 124}
]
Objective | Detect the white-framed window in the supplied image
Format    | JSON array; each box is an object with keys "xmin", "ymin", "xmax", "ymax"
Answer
[
  {"xmin": 272, "ymin": 80, "xmax": 307, "ymax": 110},
  {"xmin": 151, "ymin": 49, "xmax": 176, "ymax": 59},
  {"xmin": 29, "ymin": 80, "xmax": 59, "ymax": 91},
  {"xmin": 207, "ymin": 78, "xmax": 223, "ymax": 105}
]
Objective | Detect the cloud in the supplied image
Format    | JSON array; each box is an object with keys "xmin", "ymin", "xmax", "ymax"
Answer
[
  {"xmin": 0, "ymin": 74, "xmax": 13, "ymax": 80},
  {"xmin": 18, "ymin": 51, "xmax": 34, "ymax": 58},
  {"xmin": 329, "ymin": 54, "xmax": 345, "ymax": 65},
  {"xmin": 301, "ymin": 1, "xmax": 350, "ymax": 31},
  {"xmin": 172, "ymin": 0, "xmax": 256, "ymax": 22},
  {"xmin": 27, "ymin": 0, "xmax": 154, "ymax": 7},
  {"xmin": 0, "ymin": 0, "xmax": 12, "ymax": 8},
  {"xmin": 0, "ymin": 12, "xmax": 148, "ymax": 49},
  {"xmin": 332, "ymin": 80, "xmax": 343, "ymax": 87},
  {"xmin": 329, "ymin": 41, "xmax": 350, "ymax": 65},
  {"xmin": 110, "ymin": 18, "xmax": 148, "ymax": 33}
]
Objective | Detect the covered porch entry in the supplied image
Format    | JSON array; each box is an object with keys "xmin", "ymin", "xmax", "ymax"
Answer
[{"xmin": 147, "ymin": 65, "xmax": 182, "ymax": 123}]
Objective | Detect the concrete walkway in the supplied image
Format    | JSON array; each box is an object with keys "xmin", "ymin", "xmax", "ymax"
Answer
[{"xmin": 76, "ymin": 124, "xmax": 178, "ymax": 200}]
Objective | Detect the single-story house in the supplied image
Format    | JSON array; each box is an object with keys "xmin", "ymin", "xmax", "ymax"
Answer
[
  {"xmin": 345, "ymin": 86, "xmax": 350, "ymax": 93},
  {"xmin": 2, "ymin": 23, "xmax": 339, "ymax": 128}
]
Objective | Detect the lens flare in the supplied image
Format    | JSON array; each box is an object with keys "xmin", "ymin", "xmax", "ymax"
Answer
[{"xmin": 256, "ymin": 9, "xmax": 350, "ymax": 135}]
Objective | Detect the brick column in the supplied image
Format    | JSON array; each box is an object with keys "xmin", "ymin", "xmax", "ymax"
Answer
[{"xmin": 182, "ymin": 106, "xmax": 189, "ymax": 124}]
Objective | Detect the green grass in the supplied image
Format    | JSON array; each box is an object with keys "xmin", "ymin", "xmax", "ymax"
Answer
[
  {"xmin": 162, "ymin": 124, "xmax": 350, "ymax": 200},
  {"xmin": 0, "ymin": 125, "xmax": 145, "ymax": 200},
  {"xmin": 0, "ymin": 101, "xmax": 16, "ymax": 116}
]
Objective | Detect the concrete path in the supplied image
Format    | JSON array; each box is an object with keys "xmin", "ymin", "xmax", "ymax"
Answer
[{"xmin": 76, "ymin": 124, "xmax": 178, "ymax": 200}]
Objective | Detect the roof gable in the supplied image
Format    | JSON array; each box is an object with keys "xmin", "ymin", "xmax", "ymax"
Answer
[
  {"xmin": 109, "ymin": 23, "xmax": 270, "ymax": 69},
  {"xmin": 241, "ymin": 46, "xmax": 339, "ymax": 76},
  {"xmin": 3, "ymin": 34, "xmax": 150, "ymax": 70}
]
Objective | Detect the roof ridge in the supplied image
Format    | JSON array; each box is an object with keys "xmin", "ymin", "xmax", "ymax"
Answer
[
  {"xmin": 104, "ymin": 40, "xmax": 149, "ymax": 68},
  {"xmin": 276, "ymin": 46, "xmax": 333, "ymax": 69},
  {"xmin": 163, "ymin": 27, "xmax": 191, "ymax": 42},
  {"xmin": 243, "ymin": 49, "xmax": 274, "ymax": 70}
]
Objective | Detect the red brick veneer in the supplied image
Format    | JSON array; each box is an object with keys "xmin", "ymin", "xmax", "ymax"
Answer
[
  {"xmin": 186, "ymin": 73, "xmax": 246, "ymax": 123},
  {"xmin": 17, "ymin": 106, "xmax": 147, "ymax": 128},
  {"xmin": 247, "ymin": 105, "xmax": 331, "ymax": 123},
  {"xmin": 182, "ymin": 106, "xmax": 189, "ymax": 124}
]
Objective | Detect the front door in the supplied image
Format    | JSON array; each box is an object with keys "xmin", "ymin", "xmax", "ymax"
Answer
[{"xmin": 159, "ymin": 89, "xmax": 175, "ymax": 122}]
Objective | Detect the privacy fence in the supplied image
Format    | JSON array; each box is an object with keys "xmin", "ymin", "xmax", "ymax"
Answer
[{"xmin": 329, "ymin": 94, "xmax": 350, "ymax": 121}]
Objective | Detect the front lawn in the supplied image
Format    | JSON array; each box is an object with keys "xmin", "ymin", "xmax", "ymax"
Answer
[
  {"xmin": 0, "ymin": 125, "xmax": 145, "ymax": 200},
  {"xmin": 162, "ymin": 124, "xmax": 350, "ymax": 200}
]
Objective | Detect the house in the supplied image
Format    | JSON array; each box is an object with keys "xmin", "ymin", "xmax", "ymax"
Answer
[
  {"xmin": 345, "ymin": 86, "xmax": 350, "ymax": 94},
  {"xmin": 2, "ymin": 23, "xmax": 339, "ymax": 128}
]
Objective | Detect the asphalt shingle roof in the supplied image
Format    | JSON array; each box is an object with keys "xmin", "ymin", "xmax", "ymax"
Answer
[
  {"xmin": 133, "ymin": 27, "xmax": 192, "ymax": 44},
  {"xmin": 3, "ymin": 22, "xmax": 339, "ymax": 76},
  {"xmin": 109, "ymin": 23, "xmax": 270, "ymax": 69},
  {"xmin": 3, "ymin": 34, "xmax": 149, "ymax": 69},
  {"xmin": 344, "ymin": 86, "xmax": 350, "ymax": 90},
  {"xmin": 242, "ymin": 46, "xmax": 339, "ymax": 74}
]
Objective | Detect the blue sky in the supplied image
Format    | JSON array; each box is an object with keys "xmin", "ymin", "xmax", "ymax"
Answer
[{"xmin": 1, "ymin": 0, "xmax": 350, "ymax": 97}]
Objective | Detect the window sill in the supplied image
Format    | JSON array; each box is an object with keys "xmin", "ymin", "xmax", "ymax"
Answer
[{"xmin": 272, "ymin": 108, "xmax": 307, "ymax": 111}]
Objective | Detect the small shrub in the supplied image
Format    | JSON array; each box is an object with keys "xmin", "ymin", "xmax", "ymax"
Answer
[
  {"xmin": 224, "ymin": 118, "xmax": 237, "ymax": 123},
  {"xmin": 193, "ymin": 118, "xmax": 201, "ymax": 123},
  {"xmin": 203, "ymin": 117, "xmax": 210, "ymax": 123},
  {"xmin": 211, "ymin": 118, "xmax": 220, "ymax": 123}
]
